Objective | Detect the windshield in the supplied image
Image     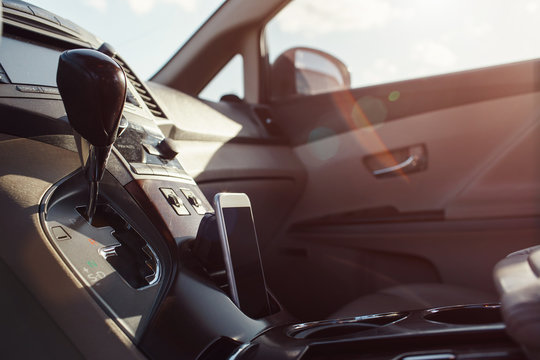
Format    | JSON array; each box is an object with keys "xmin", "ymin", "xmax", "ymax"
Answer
[{"xmin": 28, "ymin": 0, "xmax": 225, "ymax": 79}]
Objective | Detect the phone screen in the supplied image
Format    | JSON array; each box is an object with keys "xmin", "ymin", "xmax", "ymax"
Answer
[{"xmin": 222, "ymin": 206, "xmax": 270, "ymax": 318}]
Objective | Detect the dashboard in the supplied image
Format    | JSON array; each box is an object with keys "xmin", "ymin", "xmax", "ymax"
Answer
[{"xmin": 0, "ymin": 1, "xmax": 533, "ymax": 360}]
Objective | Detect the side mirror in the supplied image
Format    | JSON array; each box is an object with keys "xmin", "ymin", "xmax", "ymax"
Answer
[{"xmin": 271, "ymin": 47, "xmax": 351, "ymax": 99}]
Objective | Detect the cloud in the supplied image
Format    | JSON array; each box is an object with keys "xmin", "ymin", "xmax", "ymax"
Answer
[
  {"xmin": 411, "ymin": 41, "xmax": 457, "ymax": 69},
  {"xmin": 526, "ymin": 1, "xmax": 539, "ymax": 13},
  {"xmin": 127, "ymin": 0, "xmax": 197, "ymax": 14},
  {"xmin": 469, "ymin": 23, "xmax": 492, "ymax": 38},
  {"xmin": 276, "ymin": 0, "xmax": 412, "ymax": 36},
  {"xmin": 126, "ymin": 0, "xmax": 156, "ymax": 14},
  {"xmin": 84, "ymin": 0, "xmax": 107, "ymax": 12},
  {"xmin": 165, "ymin": 0, "xmax": 196, "ymax": 12},
  {"xmin": 87, "ymin": 0, "xmax": 197, "ymax": 15},
  {"xmin": 356, "ymin": 58, "xmax": 399, "ymax": 85}
]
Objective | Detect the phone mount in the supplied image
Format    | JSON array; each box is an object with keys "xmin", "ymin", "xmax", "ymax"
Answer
[
  {"xmin": 194, "ymin": 195, "xmax": 281, "ymax": 319},
  {"xmin": 193, "ymin": 214, "xmax": 225, "ymax": 274}
]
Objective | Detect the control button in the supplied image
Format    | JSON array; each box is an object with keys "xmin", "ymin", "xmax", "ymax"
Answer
[
  {"xmin": 142, "ymin": 143, "xmax": 161, "ymax": 156},
  {"xmin": 16, "ymin": 85, "xmax": 44, "ymax": 94},
  {"xmin": 180, "ymin": 188, "xmax": 206, "ymax": 215},
  {"xmin": 164, "ymin": 166, "xmax": 182, "ymax": 178},
  {"xmin": 51, "ymin": 226, "xmax": 71, "ymax": 241},
  {"xmin": 149, "ymin": 164, "xmax": 169, "ymax": 176},
  {"xmin": 180, "ymin": 188, "xmax": 199, "ymax": 206},
  {"xmin": 167, "ymin": 194, "xmax": 180, "ymax": 207},
  {"xmin": 156, "ymin": 138, "xmax": 180, "ymax": 160},
  {"xmin": 130, "ymin": 163, "xmax": 153, "ymax": 175},
  {"xmin": 188, "ymin": 195, "xmax": 199, "ymax": 207},
  {"xmin": 160, "ymin": 188, "xmax": 190, "ymax": 216},
  {"xmin": 164, "ymin": 166, "xmax": 191, "ymax": 180}
]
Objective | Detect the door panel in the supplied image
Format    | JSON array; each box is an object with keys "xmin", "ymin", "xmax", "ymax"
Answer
[
  {"xmin": 289, "ymin": 92, "xmax": 540, "ymax": 223},
  {"xmin": 447, "ymin": 119, "xmax": 540, "ymax": 218},
  {"xmin": 266, "ymin": 63, "xmax": 540, "ymax": 319}
]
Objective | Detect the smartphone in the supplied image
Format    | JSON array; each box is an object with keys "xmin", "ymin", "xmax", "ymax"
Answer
[{"xmin": 214, "ymin": 193, "xmax": 270, "ymax": 318}]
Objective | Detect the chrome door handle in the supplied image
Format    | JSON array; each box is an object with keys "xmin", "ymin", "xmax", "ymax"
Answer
[
  {"xmin": 365, "ymin": 144, "xmax": 427, "ymax": 178},
  {"xmin": 372, "ymin": 155, "xmax": 417, "ymax": 176}
]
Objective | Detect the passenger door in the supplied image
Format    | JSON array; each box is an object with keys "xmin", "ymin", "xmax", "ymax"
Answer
[{"xmin": 262, "ymin": 0, "xmax": 540, "ymax": 319}]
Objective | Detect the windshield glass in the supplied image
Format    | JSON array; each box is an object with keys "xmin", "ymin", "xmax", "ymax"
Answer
[{"xmin": 29, "ymin": 0, "xmax": 225, "ymax": 79}]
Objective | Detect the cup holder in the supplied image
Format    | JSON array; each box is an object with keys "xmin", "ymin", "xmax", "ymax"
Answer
[
  {"xmin": 288, "ymin": 312, "xmax": 408, "ymax": 339},
  {"xmin": 424, "ymin": 304, "xmax": 502, "ymax": 325}
]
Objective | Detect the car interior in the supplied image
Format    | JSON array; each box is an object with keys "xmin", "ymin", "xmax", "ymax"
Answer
[{"xmin": 1, "ymin": 0, "xmax": 540, "ymax": 359}]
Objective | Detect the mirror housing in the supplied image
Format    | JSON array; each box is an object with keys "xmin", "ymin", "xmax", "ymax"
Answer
[{"xmin": 271, "ymin": 47, "xmax": 351, "ymax": 99}]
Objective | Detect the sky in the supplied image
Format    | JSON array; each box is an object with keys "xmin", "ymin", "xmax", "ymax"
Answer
[
  {"xmin": 267, "ymin": 0, "xmax": 540, "ymax": 88},
  {"xmin": 23, "ymin": 0, "xmax": 540, "ymax": 100}
]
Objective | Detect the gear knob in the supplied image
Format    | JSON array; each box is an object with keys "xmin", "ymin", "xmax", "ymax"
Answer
[
  {"xmin": 57, "ymin": 49, "xmax": 126, "ymax": 147},
  {"xmin": 57, "ymin": 49, "xmax": 127, "ymax": 221}
]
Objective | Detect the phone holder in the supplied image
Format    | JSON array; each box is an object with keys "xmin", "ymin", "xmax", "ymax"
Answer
[{"xmin": 193, "ymin": 214, "xmax": 225, "ymax": 274}]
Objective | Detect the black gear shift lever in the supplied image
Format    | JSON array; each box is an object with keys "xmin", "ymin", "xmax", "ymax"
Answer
[{"xmin": 57, "ymin": 49, "xmax": 127, "ymax": 222}]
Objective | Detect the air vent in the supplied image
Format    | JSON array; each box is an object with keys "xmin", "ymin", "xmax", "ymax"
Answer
[{"xmin": 112, "ymin": 55, "xmax": 167, "ymax": 119}]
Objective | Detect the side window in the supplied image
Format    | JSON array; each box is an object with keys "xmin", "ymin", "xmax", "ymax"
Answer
[
  {"xmin": 199, "ymin": 54, "xmax": 244, "ymax": 102},
  {"xmin": 266, "ymin": 0, "xmax": 540, "ymax": 98}
]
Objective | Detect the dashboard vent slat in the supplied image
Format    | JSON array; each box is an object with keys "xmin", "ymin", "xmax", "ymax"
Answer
[
  {"xmin": 125, "ymin": 73, "xmax": 138, "ymax": 82},
  {"xmin": 139, "ymin": 94, "xmax": 153, "ymax": 103},
  {"xmin": 112, "ymin": 54, "xmax": 167, "ymax": 119}
]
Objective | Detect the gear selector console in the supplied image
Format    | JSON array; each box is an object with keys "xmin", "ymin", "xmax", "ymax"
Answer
[
  {"xmin": 39, "ymin": 49, "xmax": 170, "ymax": 341},
  {"xmin": 41, "ymin": 171, "xmax": 168, "ymax": 340},
  {"xmin": 56, "ymin": 48, "xmax": 127, "ymax": 221}
]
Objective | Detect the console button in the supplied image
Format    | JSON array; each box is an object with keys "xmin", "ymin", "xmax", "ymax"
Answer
[
  {"xmin": 160, "ymin": 188, "xmax": 190, "ymax": 216},
  {"xmin": 180, "ymin": 188, "xmax": 206, "ymax": 215},
  {"xmin": 164, "ymin": 166, "xmax": 183, "ymax": 178},
  {"xmin": 130, "ymin": 163, "xmax": 153, "ymax": 175},
  {"xmin": 180, "ymin": 188, "xmax": 199, "ymax": 206},
  {"xmin": 51, "ymin": 226, "xmax": 71, "ymax": 241},
  {"xmin": 164, "ymin": 166, "xmax": 191, "ymax": 180},
  {"xmin": 156, "ymin": 138, "xmax": 180, "ymax": 160},
  {"xmin": 142, "ymin": 143, "xmax": 161, "ymax": 156},
  {"xmin": 148, "ymin": 164, "xmax": 169, "ymax": 176}
]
